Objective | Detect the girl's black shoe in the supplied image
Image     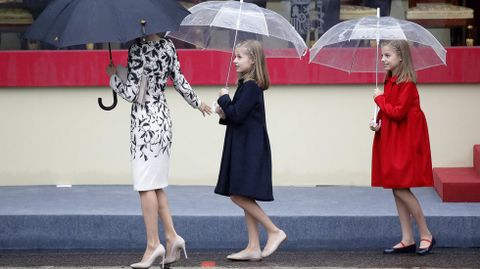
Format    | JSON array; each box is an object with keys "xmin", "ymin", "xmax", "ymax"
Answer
[
  {"xmin": 383, "ymin": 242, "xmax": 416, "ymax": 254},
  {"xmin": 416, "ymin": 237, "xmax": 436, "ymax": 255}
]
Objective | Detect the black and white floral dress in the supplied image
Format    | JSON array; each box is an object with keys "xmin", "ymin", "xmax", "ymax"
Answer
[{"xmin": 109, "ymin": 38, "xmax": 201, "ymax": 191}]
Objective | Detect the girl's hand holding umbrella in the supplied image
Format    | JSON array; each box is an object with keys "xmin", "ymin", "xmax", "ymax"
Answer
[
  {"xmin": 215, "ymin": 105, "xmax": 226, "ymax": 120},
  {"xmin": 370, "ymin": 118, "xmax": 381, "ymax": 132},
  {"xmin": 370, "ymin": 88, "xmax": 383, "ymax": 131},
  {"xmin": 215, "ymin": 88, "xmax": 228, "ymax": 119},
  {"xmin": 373, "ymin": 87, "xmax": 383, "ymax": 98},
  {"xmin": 219, "ymin": 88, "xmax": 229, "ymax": 97}
]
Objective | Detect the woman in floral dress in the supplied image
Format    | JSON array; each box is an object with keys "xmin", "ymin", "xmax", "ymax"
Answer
[{"xmin": 106, "ymin": 34, "xmax": 211, "ymax": 268}]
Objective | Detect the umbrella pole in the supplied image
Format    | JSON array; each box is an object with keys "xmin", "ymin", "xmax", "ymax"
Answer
[
  {"xmin": 224, "ymin": 0, "xmax": 244, "ymax": 89},
  {"xmin": 108, "ymin": 42, "xmax": 113, "ymax": 63},
  {"xmin": 373, "ymin": 8, "xmax": 380, "ymax": 124},
  {"xmin": 98, "ymin": 42, "xmax": 118, "ymax": 111},
  {"xmin": 225, "ymin": 32, "xmax": 238, "ymax": 89}
]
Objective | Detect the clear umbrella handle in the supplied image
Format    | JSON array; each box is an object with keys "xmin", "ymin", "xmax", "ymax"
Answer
[{"xmin": 373, "ymin": 8, "xmax": 380, "ymax": 125}]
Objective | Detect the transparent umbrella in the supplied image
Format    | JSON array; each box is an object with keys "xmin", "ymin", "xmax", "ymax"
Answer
[
  {"xmin": 309, "ymin": 13, "xmax": 446, "ymax": 122},
  {"xmin": 167, "ymin": 0, "xmax": 308, "ymax": 87}
]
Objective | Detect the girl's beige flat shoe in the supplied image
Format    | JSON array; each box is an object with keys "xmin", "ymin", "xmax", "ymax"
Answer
[
  {"xmin": 261, "ymin": 230, "xmax": 287, "ymax": 258},
  {"xmin": 227, "ymin": 249, "xmax": 262, "ymax": 261}
]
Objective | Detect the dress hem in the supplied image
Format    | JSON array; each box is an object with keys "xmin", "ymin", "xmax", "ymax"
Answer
[
  {"xmin": 371, "ymin": 184, "xmax": 433, "ymax": 189},
  {"xmin": 214, "ymin": 190, "xmax": 274, "ymax": 202},
  {"xmin": 134, "ymin": 183, "xmax": 169, "ymax": 192}
]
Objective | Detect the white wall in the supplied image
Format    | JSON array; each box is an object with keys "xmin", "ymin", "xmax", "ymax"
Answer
[{"xmin": 0, "ymin": 84, "xmax": 478, "ymax": 187}]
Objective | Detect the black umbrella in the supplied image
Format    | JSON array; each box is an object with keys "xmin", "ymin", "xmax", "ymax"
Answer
[{"xmin": 24, "ymin": 0, "xmax": 190, "ymax": 110}]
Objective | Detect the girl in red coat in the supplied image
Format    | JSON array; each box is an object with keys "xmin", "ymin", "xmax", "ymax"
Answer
[{"xmin": 370, "ymin": 40, "xmax": 435, "ymax": 255}]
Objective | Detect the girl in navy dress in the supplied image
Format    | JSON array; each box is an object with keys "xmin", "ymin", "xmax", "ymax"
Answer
[{"xmin": 214, "ymin": 40, "xmax": 286, "ymax": 261}]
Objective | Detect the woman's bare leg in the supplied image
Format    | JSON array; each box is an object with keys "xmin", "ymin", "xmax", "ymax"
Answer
[
  {"xmin": 156, "ymin": 189, "xmax": 178, "ymax": 255},
  {"xmin": 139, "ymin": 190, "xmax": 161, "ymax": 262}
]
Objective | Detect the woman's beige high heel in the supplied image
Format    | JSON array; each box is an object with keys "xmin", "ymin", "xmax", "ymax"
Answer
[
  {"xmin": 130, "ymin": 244, "xmax": 166, "ymax": 269},
  {"xmin": 164, "ymin": 235, "xmax": 187, "ymax": 265}
]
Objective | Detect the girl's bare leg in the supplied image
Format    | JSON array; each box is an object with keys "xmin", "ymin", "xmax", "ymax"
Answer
[
  {"xmin": 392, "ymin": 189, "xmax": 415, "ymax": 247},
  {"xmin": 230, "ymin": 195, "xmax": 278, "ymax": 233},
  {"xmin": 245, "ymin": 211, "xmax": 261, "ymax": 251},
  {"xmin": 227, "ymin": 210, "xmax": 262, "ymax": 259},
  {"xmin": 393, "ymin": 189, "xmax": 432, "ymax": 248},
  {"xmin": 230, "ymin": 195, "xmax": 285, "ymax": 254}
]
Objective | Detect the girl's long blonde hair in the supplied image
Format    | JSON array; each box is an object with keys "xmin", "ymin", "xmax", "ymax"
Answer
[
  {"xmin": 235, "ymin": 40, "xmax": 270, "ymax": 90},
  {"xmin": 381, "ymin": 40, "xmax": 416, "ymax": 83}
]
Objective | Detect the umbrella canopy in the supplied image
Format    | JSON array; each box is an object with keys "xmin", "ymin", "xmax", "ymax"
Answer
[
  {"xmin": 24, "ymin": 0, "xmax": 189, "ymax": 47},
  {"xmin": 23, "ymin": 0, "xmax": 189, "ymax": 111},
  {"xmin": 167, "ymin": 0, "xmax": 307, "ymax": 58},
  {"xmin": 309, "ymin": 15, "xmax": 447, "ymax": 126},
  {"xmin": 309, "ymin": 16, "xmax": 446, "ymax": 73}
]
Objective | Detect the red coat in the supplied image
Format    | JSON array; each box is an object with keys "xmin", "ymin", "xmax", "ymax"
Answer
[{"xmin": 371, "ymin": 76, "xmax": 433, "ymax": 188}]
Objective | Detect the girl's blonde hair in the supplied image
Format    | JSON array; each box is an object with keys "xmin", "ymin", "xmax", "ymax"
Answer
[
  {"xmin": 235, "ymin": 40, "xmax": 270, "ymax": 90},
  {"xmin": 381, "ymin": 40, "xmax": 416, "ymax": 83}
]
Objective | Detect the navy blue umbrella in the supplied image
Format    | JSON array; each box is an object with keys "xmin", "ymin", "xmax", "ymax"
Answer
[{"xmin": 24, "ymin": 0, "xmax": 190, "ymax": 110}]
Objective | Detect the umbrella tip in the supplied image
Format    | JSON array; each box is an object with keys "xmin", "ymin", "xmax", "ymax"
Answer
[{"xmin": 140, "ymin": 19, "xmax": 147, "ymax": 42}]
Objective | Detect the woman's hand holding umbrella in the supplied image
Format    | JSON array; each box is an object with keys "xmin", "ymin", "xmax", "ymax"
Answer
[{"xmin": 105, "ymin": 63, "xmax": 117, "ymax": 77}]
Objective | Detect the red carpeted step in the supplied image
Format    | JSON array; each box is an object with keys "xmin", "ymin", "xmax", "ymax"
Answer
[
  {"xmin": 474, "ymin": 145, "xmax": 480, "ymax": 176},
  {"xmin": 433, "ymin": 167, "xmax": 480, "ymax": 202}
]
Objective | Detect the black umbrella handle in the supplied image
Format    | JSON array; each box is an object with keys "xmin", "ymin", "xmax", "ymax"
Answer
[
  {"xmin": 99, "ymin": 42, "xmax": 116, "ymax": 111},
  {"xmin": 98, "ymin": 90, "xmax": 118, "ymax": 111}
]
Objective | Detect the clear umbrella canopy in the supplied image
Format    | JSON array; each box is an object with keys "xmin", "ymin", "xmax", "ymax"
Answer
[
  {"xmin": 309, "ymin": 15, "xmax": 447, "ymax": 126},
  {"xmin": 167, "ymin": 0, "xmax": 307, "ymax": 58},
  {"xmin": 309, "ymin": 16, "xmax": 447, "ymax": 73}
]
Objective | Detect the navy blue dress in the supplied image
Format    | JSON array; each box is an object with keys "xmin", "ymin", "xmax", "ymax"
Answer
[{"xmin": 214, "ymin": 79, "xmax": 273, "ymax": 201}]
